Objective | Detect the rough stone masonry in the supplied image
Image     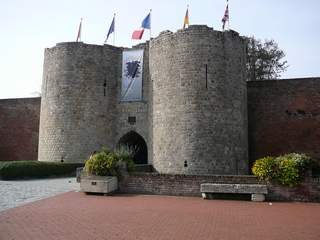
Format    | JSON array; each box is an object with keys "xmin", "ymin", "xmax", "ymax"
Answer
[{"xmin": 38, "ymin": 25, "xmax": 248, "ymax": 175}]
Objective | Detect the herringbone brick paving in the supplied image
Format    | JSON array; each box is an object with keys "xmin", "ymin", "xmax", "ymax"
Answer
[{"xmin": 0, "ymin": 192, "xmax": 319, "ymax": 240}]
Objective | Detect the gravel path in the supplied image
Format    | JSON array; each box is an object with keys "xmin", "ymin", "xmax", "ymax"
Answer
[{"xmin": 0, "ymin": 178, "xmax": 79, "ymax": 212}]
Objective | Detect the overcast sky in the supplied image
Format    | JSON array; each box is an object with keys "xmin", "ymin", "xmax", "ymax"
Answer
[{"xmin": 1, "ymin": 0, "xmax": 319, "ymax": 99}]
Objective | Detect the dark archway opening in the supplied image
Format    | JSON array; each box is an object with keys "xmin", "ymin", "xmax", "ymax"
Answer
[{"xmin": 118, "ymin": 131, "xmax": 148, "ymax": 165}]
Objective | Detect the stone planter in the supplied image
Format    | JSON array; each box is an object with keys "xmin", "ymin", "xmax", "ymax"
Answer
[{"xmin": 80, "ymin": 174, "xmax": 118, "ymax": 194}]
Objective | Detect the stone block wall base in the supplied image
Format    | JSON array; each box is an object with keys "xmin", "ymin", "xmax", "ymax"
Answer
[
  {"xmin": 251, "ymin": 193, "xmax": 265, "ymax": 202},
  {"xmin": 202, "ymin": 193, "xmax": 208, "ymax": 199},
  {"xmin": 80, "ymin": 176, "xmax": 118, "ymax": 194}
]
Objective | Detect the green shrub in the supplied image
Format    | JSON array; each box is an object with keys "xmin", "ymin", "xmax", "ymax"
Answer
[
  {"xmin": 84, "ymin": 147, "xmax": 135, "ymax": 176},
  {"xmin": 252, "ymin": 156, "xmax": 277, "ymax": 181},
  {"xmin": 276, "ymin": 157, "xmax": 299, "ymax": 186},
  {"xmin": 252, "ymin": 153, "xmax": 312, "ymax": 186},
  {"xmin": 0, "ymin": 161, "xmax": 83, "ymax": 180},
  {"xmin": 85, "ymin": 150, "xmax": 119, "ymax": 176},
  {"xmin": 281, "ymin": 153, "xmax": 311, "ymax": 171},
  {"xmin": 276, "ymin": 153, "xmax": 311, "ymax": 186}
]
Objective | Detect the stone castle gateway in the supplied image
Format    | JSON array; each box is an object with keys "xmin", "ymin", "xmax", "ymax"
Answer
[
  {"xmin": 38, "ymin": 25, "xmax": 248, "ymax": 175},
  {"xmin": 1, "ymin": 25, "xmax": 320, "ymax": 201}
]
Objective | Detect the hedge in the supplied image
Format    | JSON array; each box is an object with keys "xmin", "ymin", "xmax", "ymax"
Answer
[
  {"xmin": 252, "ymin": 153, "xmax": 312, "ymax": 186},
  {"xmin": 0, "ymin": 161, "xmax": 84, "ymax": 180}
]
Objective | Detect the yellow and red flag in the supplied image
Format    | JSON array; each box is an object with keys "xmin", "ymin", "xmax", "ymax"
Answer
[{"xmin": 183, "ymin": 6, "xmax": 189, "ymax": 29}]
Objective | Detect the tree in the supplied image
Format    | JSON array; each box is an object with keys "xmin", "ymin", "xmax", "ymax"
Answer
[{"xmin": 246, "ymin": 37, "xmax": 288, "ymax": 81}]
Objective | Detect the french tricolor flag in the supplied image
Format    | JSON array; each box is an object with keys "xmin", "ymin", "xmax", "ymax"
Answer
[{"xmin": 132, "ymin": 11, "xmax": 151, "ymax": 40}]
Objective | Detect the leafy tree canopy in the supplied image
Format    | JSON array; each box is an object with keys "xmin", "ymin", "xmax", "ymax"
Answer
[{"xmin": 246, "ymin": 36, "xmax": 288, "ymax": 81}]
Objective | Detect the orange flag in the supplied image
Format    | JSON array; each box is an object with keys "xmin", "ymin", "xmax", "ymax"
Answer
[{"xmin": 183, "ymin": 7, "xmax": 189, "ymax": 29}]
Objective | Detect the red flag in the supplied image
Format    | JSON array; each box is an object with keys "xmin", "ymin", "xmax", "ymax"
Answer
[{"xmin": 132, "ymin": 29, "xmax": 144, "ymax": 40}]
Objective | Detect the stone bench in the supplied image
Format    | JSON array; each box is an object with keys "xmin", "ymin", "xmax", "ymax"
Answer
[{"xmin": 200, "ymin": 183, "xmax": 268, "ymax": 202}]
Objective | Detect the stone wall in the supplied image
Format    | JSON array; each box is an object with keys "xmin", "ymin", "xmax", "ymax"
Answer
[
  {"xmin": 119, "ymin": 173, "xmax": 320, "ymax": 202},
  {"xmin": 115, "ymin": 43, "xmax": 151, "ymax": 163},
  {"xmin": 39, "ymin": 42, "xmax": 122, "ymax": 163},
  {"xmin": 2, "ymin": 30, "xmax": 320, "ymax": 180},
  {"xmin": 248, "ymin": 78, "xmax": 320, "ymax": 167},
  {"xmin": 267, "ymin": 178, "xmax": 320, "ymax": 202},
  {"xmin": 150, "ymin": 26, "xmax": 248, "ymax": 175},
  {"xmin": 0, "ymin": 98, "xmax": 40, "ymax": 161},
  {"xmin": 38, "ymin": 42, "xmax": 151, "ymax": 164},
  {"xmin": 119, "ymin": 173, "xmax": 258, "ymax": 197}
]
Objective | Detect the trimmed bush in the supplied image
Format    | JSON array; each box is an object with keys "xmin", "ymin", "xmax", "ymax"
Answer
[
  {"xmin": 84, "ymin": 147, "xmax": 134, "ymax": 177},
  {"xmin": 252, "ymin": 153, "xmax": 312, "ymax": 186},
  {"xmin": 276, "ymin": 153, "xmax": 311, "ymax": 186},
  {"xmin": 0, "ymin": 161, "xmax": 83, "ymax": 180},
  {"xmin": 252, "ymin": 156, "xmax": 277, "ymax": 181},
  {"xmin": 276, "ymin": 157, "xmax": 299, "ymax": 186},
  {"xmin": 85, "ymin": 150, "xmax": 120, "ymax": 176}
]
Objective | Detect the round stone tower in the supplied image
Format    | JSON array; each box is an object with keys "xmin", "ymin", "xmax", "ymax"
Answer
[
  {"xmin": 150, "ymin": 25, "xmax": 248, "ymax": 175},
  {"xmin": 38, "ymin": 42, "xmax": 121, "ymax": 163}
]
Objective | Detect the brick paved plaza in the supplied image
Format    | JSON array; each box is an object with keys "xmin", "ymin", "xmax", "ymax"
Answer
[{"xmin": 1, "ymin": 191, "xmax": 320, "ymax": 240}]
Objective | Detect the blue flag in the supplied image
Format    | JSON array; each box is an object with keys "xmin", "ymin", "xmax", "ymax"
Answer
[
  {"xmin": 141, "ymin": 13, "xmax": 151, "ymax": 29},
  {"xmin": 105, "ymin": 16, "xmax": 115, "ymax": 42}
]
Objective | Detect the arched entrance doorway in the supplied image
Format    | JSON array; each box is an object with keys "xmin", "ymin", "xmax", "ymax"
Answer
[{"xmin": 118, "ymin": 131, "xmax": 148, "ymax": 164}]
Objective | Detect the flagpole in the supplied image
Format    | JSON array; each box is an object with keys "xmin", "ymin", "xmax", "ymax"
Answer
[
  {"xmin": 227, "ymin": 0, "xmax": 230, "ymax": 30},
  {"xmin": 187, "ymin": 4, "xmax": 189, "ymax": 28},
  {"xmin": 80, "ymin": 18, "xmax": 82, "ymax": 41},
  {"xmin": 149, "ymin": 9, "xmax": 152, "ymax": 39},
  {"xmin": 113, "ymin": 13, "xmax": 116, "ymax": 46},
  {"xmin": 76, "ymin": 18, "xmax": 83, "ymax": 42}
]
